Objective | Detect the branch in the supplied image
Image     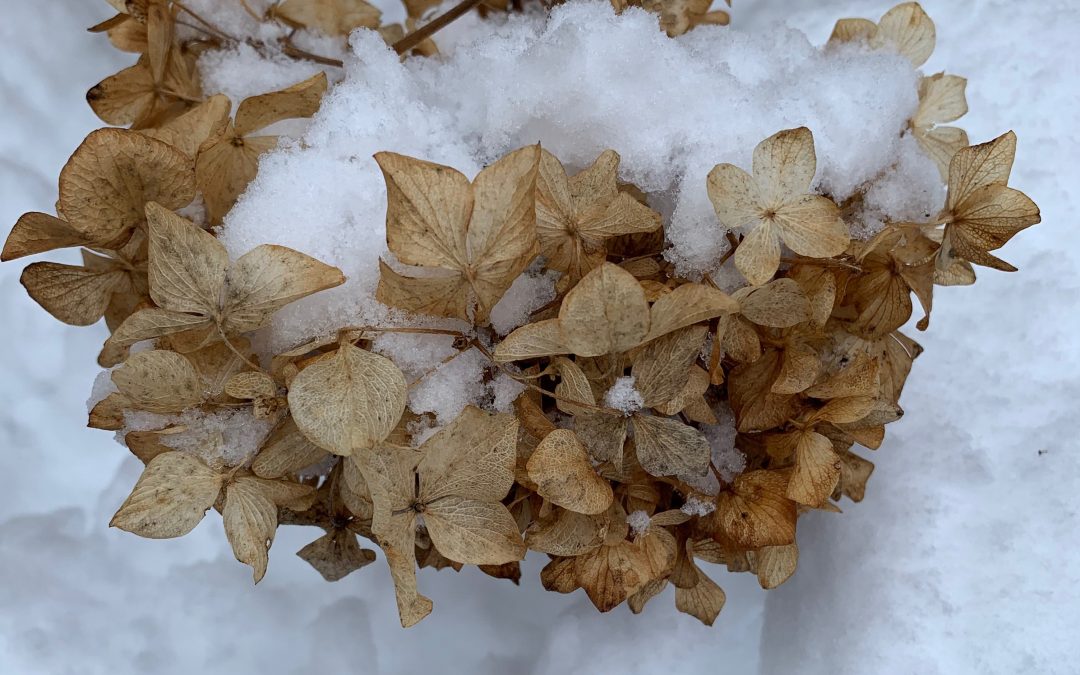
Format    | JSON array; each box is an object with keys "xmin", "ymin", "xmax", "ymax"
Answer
[{"xmin": 393, "ymin": 0, "xmax": 485, "ymax": 54}]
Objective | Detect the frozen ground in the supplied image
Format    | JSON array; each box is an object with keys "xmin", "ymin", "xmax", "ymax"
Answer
[{"xmin": 1, "ymin": 1, "xmax": 1078, "ymax": 673}]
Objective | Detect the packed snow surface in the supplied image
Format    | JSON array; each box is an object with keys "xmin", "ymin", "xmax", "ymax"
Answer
[{"xmin": 2, "ymin": 1, "xmax": 1079, "ymax": 674}]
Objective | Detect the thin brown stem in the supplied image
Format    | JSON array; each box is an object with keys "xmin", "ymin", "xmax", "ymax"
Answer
[
  {"xmin": 237, "ymin": 0, "xmax": 262, "ymax": 21},
  {"xmin": 393, "ymin": 0, "xmax": 485, "ymax": 54},
  {"xmin": 174, "ymin": 1, "xmax": 238, "ymax": 42},
  {"xmin": 779, "ymin": 256, "xmax": 862, "ymax": 271},
  {"xmin": 216, "ymin": 324, "xmax": 264, "ymax": 372},
  {"xmin": 280, "ymin": 32, "xmax": 345, "ymax": 67}
]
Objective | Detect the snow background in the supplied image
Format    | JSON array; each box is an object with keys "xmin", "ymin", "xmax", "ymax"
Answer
[{"xmin": 1, "ymin": 0, "xmax": 1077, "ymax": 673}]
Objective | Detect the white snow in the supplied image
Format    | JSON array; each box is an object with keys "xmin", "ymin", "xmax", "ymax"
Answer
[
  {"xmin": 2, "ymin": 1, "xmax": 1079, "ymax": 674},
  {"xmin": 604, "ymin": 376, "xmax": 645, "ymax": 415},
  {"xmin": 627, "ymin": 509, "xmax": 652, "ymax": 536},
  {"xmin": 218, "ymin": 0, "xmax": 925, "ymax": 358}
]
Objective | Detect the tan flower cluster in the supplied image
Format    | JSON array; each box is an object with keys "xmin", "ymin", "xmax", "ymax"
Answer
[{"xmin": 2, "ymin": 0, "xmax": 1040, "ymax": 628}]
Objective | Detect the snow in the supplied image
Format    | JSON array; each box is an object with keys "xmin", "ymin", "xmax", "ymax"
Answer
[
  {"xmin": 159, "ymin": 409, "xmax": 275, "ymax": 468},
  {"xmin": 2, "ymin": 1, "xmax": 1079, "ymax": 674},
  {"xmin": 407, "ymin": 347, "xmax": 492, "ymax": 423},
  {"xmin": 627, "ymin": 509, "xmax": 652, "ymax": 536},
  {"xmin": 604, "ymin": 376, "xmax": 645, "ymax": 414},
  {"xmin": 219, "ymin": 0, "xmax": 927, "ymax": 357}
]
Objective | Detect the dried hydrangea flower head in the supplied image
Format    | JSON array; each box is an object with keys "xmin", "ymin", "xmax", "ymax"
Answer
[{"xmin": 0, "ymin": 0, "xmax": 1043, "ymax": 629}]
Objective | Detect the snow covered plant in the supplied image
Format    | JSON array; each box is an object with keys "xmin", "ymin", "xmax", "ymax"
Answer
[{"xmin": 2, "ymin": 0, "xmax": 1041, "ymax": 628}]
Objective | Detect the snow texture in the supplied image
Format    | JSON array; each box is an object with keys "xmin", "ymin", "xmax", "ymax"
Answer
[
  {"xmin": 2, "ymin": 1, "xmax": 1079, "ymax": 674},
  {"xmin": 604, "ymin": 376, "xmax": 645, "ymax": 415}
]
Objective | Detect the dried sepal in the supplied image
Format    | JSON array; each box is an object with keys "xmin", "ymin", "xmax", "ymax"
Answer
[
  {"xmin": 376, "ymin": 145, "xmax": 541, "ymax": 323},
  {"xmin": 708, "ymin": 127, "xmax": 848, "ymax": 285},
  {"xmin": 527, "ymin": 429, "xmax": 613, "ymax": 515},
  {"xmin": 106, "ymin": 204, "xmax": 344, "ymax": 359},
  {"xmin": 535, "ymin": 149, "xmax": 661, "ymax": 285},
  {"xmin": 110, "ymin": 451, "xmax": 223, "ymax": 538},
  {"xmin": 272, "ymin": 0, "xmax": 382, "ymax": 35},
  {"xmin": 287, "ymin": 343, "xmax": 407, "ymax": 456},
  {"xmin": 829, "ymin": 2, "xmax": 935, "ymax": 67},
  {"xmin": 360, "ymin": 407, "xmax": 524, "ymax": 625},
  {"xmin": 938, "ymin": 132, "xmax": 1040, "ymax": 272},
  {"xmin": 58, "ymin": 128, "xmax": 196, "ymax": 247}
]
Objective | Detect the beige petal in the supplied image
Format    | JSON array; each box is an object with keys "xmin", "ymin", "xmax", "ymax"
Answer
[
  {"xmin": 111, "ymin": 349, "xmax": 202, "ymax": 413},
  {"xmin": 559, "ymin": 262, "xmax": 650, "ymax": 356},
  {"xmin": 375, "ymin": 259, "xmax": 470, "ymax": 320},
  {"xmin": 86, "ymin": 59, "xmax": 156, "ymax": 127},
  {"xmin": 418, "ymin": 407, "xmax": 518, "ymax": 503},
  {"xmin": 915, "ymin": 73, "xmax": 968, "ymax": 127},
  {"xmin": 2, "ymin": 212, "xmax": 92, "ymax": 261},
  {"xmin": 753, "ymin": 127, "xmax": 816, "ymax": 201},
  {"xmin": 142, "ymin": 94, "xmax": 231, "ymax": 158},
  {"xmin": 110, "ymin": 451, "xmax": 223, "ymax": 538},
  {"xmin": 771, "ymin": 340, "xmax": 819, "ymax": 395},
  {"xmin": 568, "ymin": 148, "xmax": 620, "ymax": 205},
  {"xmin": 146, "ymin": 202, "xmax": 227, "ymax": 316},
  {"xmin": 713, "ymin": 470, "xmax": 797, "ymax": 548},
  {"xmin": 675, "ymin": 563, "xmax": 726, "ymax": 626},
  {"xmin": 655, "ymin": 365, "xmax": 711, "ymax": 416},
  {"xmin": 949, "ymin": 183, "xmax": 1041, "ymax": 270},
  {"xmin": 828, "ymin": 17, "xmax": 877, "ymax": 44},
  {"xmin": 787, "ymin": 431, "xmax": 841, "ymax": 507},
  {"xmin": 196, "ymin": 130, "xmax": 278, "ymax": 224},
  {"xmin": 645, "ymin": 282, "xmax": 738, "ymax": 342},
  {"xmin": 273, "ymin": 0, "xmax": 382, "ymax": 35},
  {"xmin": 526, "ymin": 508, "xmax": 606, "ymax": 556},
  {"xmin": 788, "ymin": 264, "xmax": 836, "ymax": 326},
  {"xmin": 838, "ymin": 450, "xmax": 875, "ymax": 502},
  {"xmin": 575, "ymin": 526, "xmax": 677, "ymax": 612},
  {"xmin": 719, "ymin": 315, "xmax": 763, "ymax": 363},
  {"xmin": 628, "ymin": 578, "xmax": 669, "ymax": 614},
  {"xmin": 632, "ymin": 325, "xmax": 708, "ymax": 408},
  {"xmin": 20, "ymin": 262, "xmax": 125, "ymax": 326},
  {"xmin": 375, "ymin": 151, "xmax": 472, "ymax": 269},
  {"xmin": 805, "ymin": 353, "xmax": 880, "ymax": 400},
  {"xmin": 736, "ymin": 278, "xmax": 811, "ymax": 328},
  {"xmin": 287, "ymin": 344, "xmax": 407, "ymax": 455},
  {"xmin": 59, "ymin": 129, "xmax": 195, "ymax": 246},
  {"xmin": 577, "ymin": 192, "xmax": 661, "ymax": 238},
  {"xmin": 631, "ymin": 414, "xmax": 710, "ymax": 478},
  {"xmin": 493, "ymin": 318, "xmax": 567, "ymax": 361},
  {"xmin": 222, "ymin": 244, "xmax": 345, "ymax": 334},
  {"xmin": 225, "ymin": 371, "xmax": 277, "ymax": 401},
  {"xmin": 733, "ymin": 219, "xmax": 781, "ymax": 286},
  {"xmin": 223, "ymin": 478, "xmax": 281, "ymax": 583},
  {"xmin": 917, "ymin": 125, "xmax": 969, "ymax": 182},
  {"xmin": 362, "ymin": 445, "xmax": 422, "ymax": 536},
  {"xmin": 752, "ymin": 543, "xmax": 798, "ymax": 589},
  {"xmin": 378, "ymin": 513, "xmax": 432, "ymax": 627},
  {"xmin": 817, "ymin": 395, "xmax": 878, "ymax": 425},
  {"xmin": 706, "ymin": 163, "xmax": 761, "ymax": 229},
  {"xmin": 575, "ymin": 413, "xmax": 628, "ymax": 465},
  {"xmin": 947, "ymin": 131, "xmax": 1016, "ymax": 212},
  {"xmin": 849, "ymin": 261, "xmax": 913, "ymax": 338},
  {"xmin": 528, "ymin": 430, "xmax": 613, "ymax": 515},
  {"xmin": 423, "ymin": 496, "xmax": 525, "ymax": 565},
  {"xmin": 298, "ymin": 529, "xmax": 376, "ymax": 581},
  {"xmin": 252, "ymin": 417, "xmax": 329, "ymax": 479},
  {"xmin": 552, "ymin": 356, "xmax": 596, "ymax": 416},
  {"xmin": 727, "ymin": 350, "xmax": 799, "ymax": 432},
  {"xmin": 874, "ymin": 1, "xmax": 935, "ymax": 67},
  {"xmin": 774, "ymin": 194, "xmax": 849, "ymax": 259},
  {"xmin": 234, "ymin": 73, "xmax": 328, "ymax": 136},
  {"xmin": 104, "ymin": 308, "xmax": 213, "ymax": 358},
  {"xmin": 467, "ymin": 145, "xmax": 542, "ymax": 321}
]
